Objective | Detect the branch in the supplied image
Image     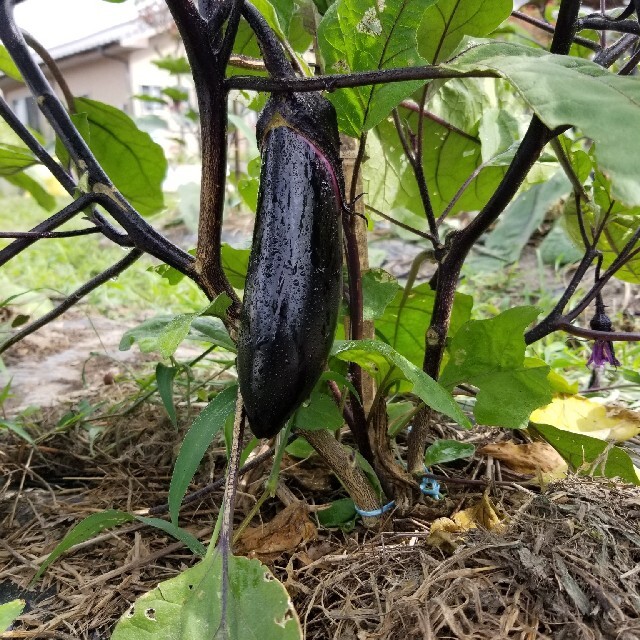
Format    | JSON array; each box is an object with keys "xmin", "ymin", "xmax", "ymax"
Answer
[
  {"xmin": 0, "ymin": 193, "xmax": 97, "ymax": 268},
  {"xmin": 400, "ymin": 100, "xmax": 479, "ymax": 144},
  {"xmin": 299, "ymin": 428, "xmax": 383, "ymax": 526},
  {"xmin": 226, "ymin": 66, "xmax": 497, "ymax": 91},
  {"xmin": 0, "ymin": 228, "xmax": 100, "ymax": 239},
  {"xmin": 365, "ymin": 204, "xmax": 436, "ymax": 242},
  {"xmin": 549, "ymin": 138, "xmax": 589, "ymax": 201},
  {"xmin": 0, "ymin": 97, "xmax": 131, "ymax": 247},
  {"xmin": 228, "ymin": 53, "xmax": 266, "ymax": 71},
  {"xmin": 22, "ymin": 30, "xmax": 75, "ymax": 112},
  {"xmin": 407, "ymin": 0, "xmax": 583, "ymax": 474},
  {"xmin": 511, "ymin": 10, "xmax": 601, "ymax": 51},
  {"xmin": 0, "ymin": 0, "xmax": 195, "ymax": 278},
  {"xmin": 578, "ymin": 16, "xmax": 640, "ymax": 35},
  {"xmin": 593, "ymin": 33, "xmax": 638, "ymax": 66},
  {"xmin": 165, "ymin": 0, "xmax": 241, "ymax": 316},
  {"xmin": 525, "ymin": 248, "xmax": 598, "ymax": 344},
  {"xmin": 0, "ymin": 249, "xmax": 143, "ymax": 355},
  {"xmin": 556, "ymin": 321, "xmax": 640, "ymax": 342},
  {"xmin": 408, "ymin": 90, "xmax": 439, "ymax": 241},
  {"xmin": 241, "ymin": 1, "xmax": 295, "ymax": 78},
  {"xmin": 342, "ymin": 134, "xmax": 374, "ymax": 463}
]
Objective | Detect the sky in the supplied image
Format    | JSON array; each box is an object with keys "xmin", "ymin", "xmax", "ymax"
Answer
[{"xmin": 12, "ymin": 0, "xmax": 140, "ymax": 50}]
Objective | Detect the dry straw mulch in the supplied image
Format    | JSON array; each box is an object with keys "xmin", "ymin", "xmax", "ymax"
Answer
[{"xmin": 1, "ymin": 402, "xmax": 639, "ymax": 640}]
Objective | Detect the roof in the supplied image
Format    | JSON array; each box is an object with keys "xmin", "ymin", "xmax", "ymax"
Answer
[{"xmin": 12, "ymin": 0, "xmax": 157, "ymax": 60}]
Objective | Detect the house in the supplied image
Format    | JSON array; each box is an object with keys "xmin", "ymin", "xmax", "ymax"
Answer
[{"xmin": 0, "ymin": 0, "xmax": 199, "ymax": 159}]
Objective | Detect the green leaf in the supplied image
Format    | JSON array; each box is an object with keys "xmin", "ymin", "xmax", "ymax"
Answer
[
  {"xmin": 332, "ymin": 340, "xmax": 470, "ymax": 428},
  {"xmin": 386, "ymin": 400, "xmax": 416, "ymax": 436},
  {"xmin": 201, "ymin": 293, "xmax": 233, "ymax": 319},
  {"xmin": 531, "ymin": 423, "xmax": 640, "ymax": 486},
  {"xmin": 0, "ymin": 143, "xmax": 37, "ymax": 175},
  {"xmin": 285, "ymin": 437, "xmax": 315, "ymax": 458},
  {"xmin": 5, "ymin": 172, "xmax": 56, "ymax": 211},
  {"xmin": 418, "ymin": 0, "xmax": 512, "ymax": 63},
  {"xmin": 424, "ymin": 439, "xmax": 475, "ymax": 467},
  {"xmin": 317, "ymin": 498, "xmax": 357, "ymax": 531},
  {"xmin": 293, "ymin": 389, "xmax": 344, "ymax": 431},
  {"xmin": 467, "ymin": 171, "xmax": 570, "ymax": 272},
  {"xmin": 0, "ymin": 599, "xmax": 25, "ymax": 633},
  {"xmin": 448, "ymin": 41, "xmax": 640, "ymax": 206},
  {"xmin": 221, "ymin": 244, "xmax": 251, "ymax": 290},
  {"xmin": 564, "ymin": 171, "xmax": 640, "ymax": 283},
  {"xmin": 0, "ymin": 45, "xmax": 22, "ymax": 81},
  {"xmin": 237, "ymin": 156, "xmax": 261, "ymax": 213},
  {"xmin": 524, "ymin": 357, "xmax": 579, "ymax": 395},
  {"xmin": 156, "ymin": 314, "xmax": 197, "ymax": 359},
  {"xmin": 0, "ymin": 418, "xmax": 34, "ymax": 443},
  {"xmin": 74, "ymin": 97, "xmax": 167, "ymax": 215},
  {"xmin": 254, "ymin": 0, "xmax": 292, "ymax": 37},
  {"xmin": 190, "ymin": 317, "xmax": 237, "ymax": 352},
  {"xmin": 156, "ymin": 363, "xmax": 178, "ymax": 427},
  {"xmin": 478, "ymin": 107, "xmax": 521, "ymax": 162},
  {"xmin": 440, "ymin": 307, "xmax": 553, "ymax": 428},
  {"xmin": 318, "ymin": 0, "xmax": 436, "ymax": 137},
  {"xmin": 119, "ymin": 314, "xmax": 234, "ymax": 355},
  {"xmin": 363, "ymin": 105, "xmax": 509, "ymax": 218},
  {"xmin": 133, "ymin": 94, "xmax": 168, "ymax": 105},
  {"xmin": 111, "ymin": 553, "xmax": 302, "ymax": 640},
  {"xmin": 135, "ymin": 517, "xmax": 206, "ymax": 556},
  {"xmin": 362, "ymin": 268, "xmax": 399, "ymax": 320},
  {"xmin": 152, "ymin": 56, "xmax": 191, "ymax": 75},
  {"xmin": 539, "ymin": 218, "xmax": 583, "ymax": 267},
  {"xmin": 33, "ymin": 510, "xmax": 135, "ymax": 581},
  {"xmin": 169, "ymin": 386, "xmax": 238, "ymax": 525},
  {"xmin": 161, "ymin": 87, "xmax": 189, "ymax": 102},
  {"xmin": 375, "ymin": 283, "xmax": 473, "ymax": 368}
]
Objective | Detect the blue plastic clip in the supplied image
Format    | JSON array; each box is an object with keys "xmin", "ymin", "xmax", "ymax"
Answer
[
  {"xmin": 420, "ymin": 468, "xmax": 442, "ymax": 500},
  {"xmin": 354, "ymin": 500, "xmax": 396, "ymax": 517}
]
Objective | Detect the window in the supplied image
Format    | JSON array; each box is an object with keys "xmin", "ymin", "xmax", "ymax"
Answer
[
  {"xmin": 138, "ymin": 85, "xmax": 165, "ymax": 114},
  {"xmin": 12, "ymin": 96, "xmax": 41, "ymax": 131}
]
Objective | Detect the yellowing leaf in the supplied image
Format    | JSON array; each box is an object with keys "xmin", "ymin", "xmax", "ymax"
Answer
[
  {"xmin": 479, "ymin": 441, "xmax": 567, "ymax": 475},
  {"xmin": 530, "ymin": 396, "xmax": 640, "ymax": 442},
  {"xmin": 427, "ymin": 492, "xmax": 505, "ymax": 550}
]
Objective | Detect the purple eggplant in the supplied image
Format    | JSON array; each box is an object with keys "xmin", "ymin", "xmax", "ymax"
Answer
[{"xmin": 237, "ymin": 93, "xmax": 344, "ymax": 438}]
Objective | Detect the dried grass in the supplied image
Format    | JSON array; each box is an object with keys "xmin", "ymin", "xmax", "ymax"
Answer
[{"xmin": 2, "ymin": 395, "xmax": 639, "ymax": 640}]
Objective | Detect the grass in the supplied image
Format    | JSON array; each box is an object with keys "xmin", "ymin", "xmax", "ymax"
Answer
[
  {"xmin": 0, "ymin": 194, "xmax": 209, "ymax": 321},
  {"xmin": 2, "ymin": 190, "xmax": 640, "ymax": 409}
]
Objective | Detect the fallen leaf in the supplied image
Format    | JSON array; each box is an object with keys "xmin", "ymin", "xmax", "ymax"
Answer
[
  {"xmin": 427, "ymin": 492, "xmax": 505, "ymax": 550},
  {"xmin": 236, "ymin": 502, "xmax": 317, "ymax": 558},
  {"xmin": 479, "ymin": 441, "xmax": 567, "ymax": 475},
  {"xmin": 530, "ymin": 395, "xmax": 640, "ymax": 442}
]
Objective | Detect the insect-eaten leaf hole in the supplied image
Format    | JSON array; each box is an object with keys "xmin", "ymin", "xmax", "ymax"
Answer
[{"xmin": 144, "ymin": 608, "xmax": 156, "ymax": 621}]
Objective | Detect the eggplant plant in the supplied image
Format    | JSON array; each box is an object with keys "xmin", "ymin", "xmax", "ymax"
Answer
[{"xmin": 2, "ymin": 0, "xmax": 640, "ymax": 636}]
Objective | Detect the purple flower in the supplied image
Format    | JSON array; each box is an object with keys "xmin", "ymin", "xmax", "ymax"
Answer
[
  {"xmin": 587, "ymin": 339, "xmax": 620, "ymax": 369},
  {"xmin": 587, "ymin": 311, "xmax": 620, "ymax": 369}
]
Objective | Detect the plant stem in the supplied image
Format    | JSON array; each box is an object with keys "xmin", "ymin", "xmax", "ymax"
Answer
[
  {"xmin": 299, "ymin": 428, "xmax": 382, "ymax": 527},
  {"xmin": 22, "ymin": 31, "xmax": 75, "ymax": 112},
  {"xmin": 511, "ymin": 10, "xmax": 600, "ymax": 50},
  {"xmin": 0, "ymin": 0, "xmax": 195, "ymax": 277},
  {"xmin": 400, "ymin": 100, "xmax": 480, "ymax": 144},
  {"xmin": 227, "ymin": 66, "xmax": 498, "ymax": 92},
  {"xmin": 406, "ymin": 0, "xmax": 582, "ymax": 474},
  {"xmin": 166, "ymin": 0, "xmax": 241, "ymax": 319},
  {"xmin": 342, "ymin": 134, "xmax": 374, "ymax": 463}
]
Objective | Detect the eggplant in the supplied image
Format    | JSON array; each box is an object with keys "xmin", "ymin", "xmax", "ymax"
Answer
[{"xmin": 237, "ymin": 92, "xmax": 344, "ymax": 439}]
